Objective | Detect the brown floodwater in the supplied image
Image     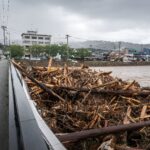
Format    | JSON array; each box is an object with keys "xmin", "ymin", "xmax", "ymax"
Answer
[{"xmin": 93, "ymin": 66, "xmax": 150, "ymax": 87}]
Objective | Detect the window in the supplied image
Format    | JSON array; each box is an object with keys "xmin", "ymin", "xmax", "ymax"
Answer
[
  {"xmin": 32, "ymin": 41, "xmax": 37, "ymax": 44},
  {"xmin": 32, "ymin": 36, "xmax": 37, "ymax": 39},
  {"xmin": 25, "ymin": 46, "xmax": 29, "ymax": 48},
  {"xmin": 38, "ymin": 37, "xmax": 43, "ymax": 40},
  {"xmin": 23, "ymin": 40, "xmax": 30, "ymax": 43},
  {"xmin": 24, "ymin": 36, "xmax": 30, "ymax": 39},
  {"xmin": 45, "ymin": 42, "xmax": 50, "ymax": 45},
  {"xmin": 39, "ymin": 41, "xmax": 43, "ymax": 44},
  {"xmin": 45, "ymin": 37, "xmax": 50, "ymax": 40}
]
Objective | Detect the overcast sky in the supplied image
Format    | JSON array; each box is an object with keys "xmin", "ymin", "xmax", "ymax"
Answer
[{"xmin": 1, "ymin": 0, "xmax": 150, "ymax": 44}]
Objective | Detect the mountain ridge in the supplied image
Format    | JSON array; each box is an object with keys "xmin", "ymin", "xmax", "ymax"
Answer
[{"xmin": 70, "ymin": 41, "xmax": 150, "ymax": 51}]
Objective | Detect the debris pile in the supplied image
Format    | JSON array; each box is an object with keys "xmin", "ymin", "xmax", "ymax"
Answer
[{"xmin": 12, "ymin": 60, "xmax": 150, "ymax": 150}]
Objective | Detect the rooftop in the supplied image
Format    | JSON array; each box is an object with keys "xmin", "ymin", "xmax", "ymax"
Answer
[{"xmin": 21, "ymin": 31, "xmax": 51, "ymax": 37}]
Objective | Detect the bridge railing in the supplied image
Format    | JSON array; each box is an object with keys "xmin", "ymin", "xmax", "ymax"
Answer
[{"xmin": 9, "ymin": 63, "xmax": 66, "ymax": 150}]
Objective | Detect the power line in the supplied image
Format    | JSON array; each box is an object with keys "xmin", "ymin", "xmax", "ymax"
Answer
[
  {"xmin": 2, "ymin": 0, "xmax": 5, "ymax": 25},
  {"xmin": 70, "ymin": 35, "xmax": 92, "ymax": 41},
  {"xmin": 1, "ymin": 25, "xmax": 7, "ymax": 49},
  {"xmin": 6, "ymin": 0, "xmax": 10, "ymax": 26},
  {"xmin": 7, "ymin": 27, "xmax": 24, "ymax": 33},
  {"xmin": 48, "ymin": 35, "xmax": 52, "ymax": 57},
  {"xmin": 0, "ymin": 0, "xmax": 10, "ymax": 28},
  {"xmin": 0, "ymin": 1, "xmax": 2, "ymax": 25}
]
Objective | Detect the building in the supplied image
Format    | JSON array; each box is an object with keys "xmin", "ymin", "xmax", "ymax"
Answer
[
  {"xmin": 143, "ymin": 48, "xmax": 150, "ymax": 55},
  {"xmin": 90, "ymin": 48, "xmax": 111, "ymax": 60},
  {"xmin": 21, "ymin": 31, "xmax": 51, "ymax": 48}
]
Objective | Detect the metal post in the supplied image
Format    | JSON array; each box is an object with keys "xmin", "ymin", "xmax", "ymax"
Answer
[
  {"xmin": 66, "ymin": 34, "xmax": 69, "ymax": 60},
  {"xmin": 1, "ymin": 26, "xmax": 7, "ymax": 51},
  {"xmin": 118, "ymin": 41, "xmax": 121, "ymax": 56},
  {"xmin": 49, "ymin": 35, "xmax": 52, "ymax": 57},
  {"xmin": 8, "ymin": 32, "xmax": 10, "ymax": 46}
]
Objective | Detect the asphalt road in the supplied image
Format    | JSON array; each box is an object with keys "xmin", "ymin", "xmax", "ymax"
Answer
[{"xmin": 0, "ymin": 60, "xmax": 8, "ymax": 150}]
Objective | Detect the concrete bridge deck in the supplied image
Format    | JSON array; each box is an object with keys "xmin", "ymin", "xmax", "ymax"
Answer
[
  {"xmin": 0, "ymin": 60, "xmax": 65, "ymax": 150},
  {"xmin": 0, "ymin": 60, "xmax": 8, "ymax": 150}
]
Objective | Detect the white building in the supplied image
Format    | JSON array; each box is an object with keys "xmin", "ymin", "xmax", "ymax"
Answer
[{"xmin": 21, "ymin": 31, "xmax": 51, "ymax": 48}]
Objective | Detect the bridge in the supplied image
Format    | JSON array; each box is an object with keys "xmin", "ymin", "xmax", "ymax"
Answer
[
  {"xmin": 0, "ymin": 60, "xmax": 66, "ymax": 150},
  {"xmin": 2, "ymin": 59, "xmax": 150, "ymax": 150}
]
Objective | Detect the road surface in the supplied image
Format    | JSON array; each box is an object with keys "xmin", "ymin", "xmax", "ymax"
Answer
[{"xmin": 0, "ymin": 60, "xmax": 8, "ymax": 150}]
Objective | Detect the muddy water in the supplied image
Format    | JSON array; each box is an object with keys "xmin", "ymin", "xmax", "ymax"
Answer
[{"xmin": 93, "ymin": 66, "xmax": 150, "ymax": 87}]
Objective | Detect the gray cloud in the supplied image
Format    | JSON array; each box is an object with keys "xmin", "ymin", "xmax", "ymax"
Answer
[
  {"xmin": 1, "ymin": 0, "xmax": 150, "ymax": 43},
  {"xmin": 17, "ymin": 0, "xmax": 150, "ymax": 21}
]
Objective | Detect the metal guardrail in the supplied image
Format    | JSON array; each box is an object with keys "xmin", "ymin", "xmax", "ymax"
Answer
[
  {"xmin": 19, "ymin": 65, "xmax": 66, "ymax": 150},
  {"xmin": 9, "ymin": 66, "xmax": 19, "ymax": 150},
  {"xmin": 9, "ymin": 63, "xmax": 50, "ymax": 150},
  {"xmin": 21, "ymin": 73, "xmax": 66, "ymax": 150},
  {"xmin": 9, "ymin": 63, "xmax": 66, "ymax": 150}
]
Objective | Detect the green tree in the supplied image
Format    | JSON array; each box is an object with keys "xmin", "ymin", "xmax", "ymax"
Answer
[
  {"xmin": 0, "ymin": 43, "xmax": 4, "ymax": 49},
  {"xmin": 7, "ymin": 45, "xmax": 24, "ymax": 58},
  {"xmin": 59, "ymin": 44, "xmax": 68, "ymax": 59},
  {"xmin": 45, "ymin": 44, "xmax": 73, "ymax": 59},
  {"xmin": 45, "ymin": 44, "xmax": 60, "ymax": 57},
  {"xmin": 29, "ymin": 45, "xmax": 45, "ymax": 57},
  {"xmin": 75, "ymin": 48, "xmax": 91, "ymax": 59},
  {"xmin": 59, "ymin": 44, "xmax": 75, "ymax": 59}
]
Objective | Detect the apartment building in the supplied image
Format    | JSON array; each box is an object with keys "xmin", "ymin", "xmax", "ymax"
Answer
[{"xmin": 21, "ymin": 31, "xmax": 51, "ymax": 48}]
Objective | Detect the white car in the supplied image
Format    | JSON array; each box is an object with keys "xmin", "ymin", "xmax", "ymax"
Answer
[{"xmin": 68, "ymin": 59, "xmax": 78, "ymax": 63}]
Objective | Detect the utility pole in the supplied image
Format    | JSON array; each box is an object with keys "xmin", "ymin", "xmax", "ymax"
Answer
[
  {"xmin": 141, "ymin": 44, "xmax": 143, "ymax": 52},
  {"xmin": 118, "ymin": 41, "xmax": 121, "ymax": 56},
  {"xmin": 1, "ymin": 26, "xmax": 7, "ymax": 50},
  {"xmin": 9, "ymin": 32, "xmax": 10, "ymax": 45},
  {"xmin": 113, "ymin": 43, "xmax": 116, "ymax": 51},
  {"xmin": 66, "ymin": 34, "xmax": 70, "ymax": 60},
  {"xmin": 8, "ymin": 32, "xmax": 11, "ymax": 59},
  {"xmin": 49, "ymin": 35, "xmax": 52, "ymax": 57}
]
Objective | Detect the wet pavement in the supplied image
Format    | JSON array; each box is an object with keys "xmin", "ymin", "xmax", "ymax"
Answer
[{"xmin": 0, "ymin": 60, "xmax": 8, "ymax": 150}]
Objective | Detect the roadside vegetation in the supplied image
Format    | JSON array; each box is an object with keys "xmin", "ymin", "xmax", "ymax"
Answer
[
  {"xmin": 6, "ymin": 45, "xmax": 24, "ymax": 58},
  {"xmin": 6, "ymin": 44, "xmax": 91, "ymax": 60}
]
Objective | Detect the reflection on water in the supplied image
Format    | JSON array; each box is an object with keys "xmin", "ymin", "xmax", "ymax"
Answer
[{"xmin": 93, "ymin": 66, "xmax": 150, "ymax": 87}]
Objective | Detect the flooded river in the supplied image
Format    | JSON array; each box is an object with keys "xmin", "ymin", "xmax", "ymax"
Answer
[{"xmin": 93, "ymin": 66, "xmax": 150, "ymax": 87}]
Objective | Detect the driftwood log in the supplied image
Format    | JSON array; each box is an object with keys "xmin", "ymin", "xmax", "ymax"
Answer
[
  {"xmin": 57, "ymin": 120, "xmax": 150, "ymax": 143},
  {"xmin": 12, "ymin": 60, "xmax": 65, "ymax": 102},
  {"xmin": 12, "ymin": 59, "xmax": 150, "ymax": 150},
  {"xmin": 12, "ymin": 60, "xmax": 150, "ymax": 97},
  {"xmin": 52, "ymin": 86, "xmax": 150, "ymax": 97}
]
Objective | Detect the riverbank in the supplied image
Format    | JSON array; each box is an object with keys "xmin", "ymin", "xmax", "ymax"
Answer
[
  {"xmin": 82, "ymin": 60, "xmax": 150, "ymax": 67},
  {"xmin": 18, "ymin": 59, "xmax": 150, "ymax": 67}
]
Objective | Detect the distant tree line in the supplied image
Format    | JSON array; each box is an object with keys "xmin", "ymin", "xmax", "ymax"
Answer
[{"xmin": 6, "ymin": 44, "xmax": 91, "ymax": 59}]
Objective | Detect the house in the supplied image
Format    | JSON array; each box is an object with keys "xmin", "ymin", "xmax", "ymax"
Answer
[
  {"xmin": 123, "ymin": 54, "xmax": 137, "ymax": 62},
  {"xmin": 21, "ymin": 31, "xmax": 51, "ymax": 48},
  {"xmin": 143, "ymin": 48, "xmax": 150, "ymax": 55},
  {"xmin": 90, "ymin": 48, "xmax": 111, "ymax": 60}
]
